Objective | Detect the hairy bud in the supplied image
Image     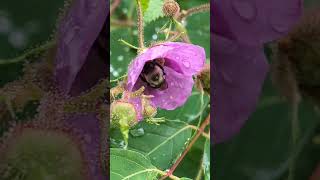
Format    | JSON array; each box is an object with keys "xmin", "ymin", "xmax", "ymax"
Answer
[
  {"xmin": 111, "ymin": 101, "xmax": 138, "ymax": 128},
  {"xmin": 195, "ymin": 63, "xmax": 210, "ymax": 95},
  {"xmin": 271, "ymin": 8, "xmax": 320, "ymax": 106},
  {"xmin": 162, "ymin": 0, "xmax": 180, "ymax": 17}
]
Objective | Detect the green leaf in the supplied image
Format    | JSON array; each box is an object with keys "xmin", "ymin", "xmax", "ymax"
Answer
[
  {"xmin": 180, "ymin": 178, "xmax": 193, "ymax": 180},
  {"xmin": 128, "ymin": 120, "xmax": 193, "ymax": 170},
  {"xmin": 203, "ymin": 139, "xmax": 210, "ymax": 180},
  {"xmin": 141, "ymin": 0, "xmax": 150, "ymax": 12},
  {"xmin": 110, "ymin": 148, "xmax": 161, "ymax": 180},
  {"xmin": 142, "ymin": 0, "xmax": 164, "ymax": 24}
]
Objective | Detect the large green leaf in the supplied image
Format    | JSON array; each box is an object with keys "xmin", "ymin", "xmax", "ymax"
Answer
[
  {"xmin": 110, "ymin": 148, "xmax": 160, "ymax": 180},
  {"xmin": 128, "ymin": 120, "xmax": 193, "ymax": 170}
]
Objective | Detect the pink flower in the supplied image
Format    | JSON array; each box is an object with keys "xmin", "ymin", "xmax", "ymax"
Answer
[{"xmin": 126, "ymin": 42, "xmax": 206, "ymax": 110}]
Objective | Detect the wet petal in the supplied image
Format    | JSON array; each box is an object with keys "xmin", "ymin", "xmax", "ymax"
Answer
[
  {"xmin": 55, "ymin": 0, "xmax": 108, "ymax": 94},
  {"xmin": 66, "ymin": 113, "xmax": 105, "ymax": 180},
  {"xmin": 126, "ymin": 45, "xmax": 175, "ymax": 90},
  {"xmin": 212, "ymin": 34, "xmax": 268, "ymax": 143},
  {"xmin": 144, "ymin": 66, "xmax": 194, "ymax": 110},
  {"xmin": 163, "ymin": 42, "xmax": 206, "ymax": 76},
  {"xmin": 213, "ymin": 0, "xmax": 302, "ymax": 45},
  {"xmin": 127, "ymin": 42, "xmax": 205, "ymax": 90}
]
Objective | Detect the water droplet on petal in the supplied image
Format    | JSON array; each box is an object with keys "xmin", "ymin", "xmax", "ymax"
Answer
[
  {"xmin": 221, "ymin": 70, "xmax": 233, "ymax": 85},
  {"xmin": 269, "ymin": 16, "xmax": 290, "ymax": 33},
  {"xmin": 182, "ymin": 60, "xmax": 190, "ymax": 68},
  {"xmin": 231, "ymin": 0, "xmax": 257, "ymax": 21}
]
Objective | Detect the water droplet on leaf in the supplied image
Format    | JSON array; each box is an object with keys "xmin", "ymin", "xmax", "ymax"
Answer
[{"xmin": 130, "ymin": 128, "xmax": 145, "ymax": 137}]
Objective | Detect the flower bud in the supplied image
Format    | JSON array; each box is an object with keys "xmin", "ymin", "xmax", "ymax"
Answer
[
  {"xmin": 195, "ymin": 63, "xmax": 210, "ymax": 95},
  {"xmin": 141, "ymin": 97, "xmax": 157, "ymax": 118},
  {"xmin": 272, "ymin": 8, "xmax": 320, "ymax": 106},
  {"xmin": 110, "ymin": 101, "xmax": 138, "ymax": 128},
  {"xmin": 162, "ymin": 0, "xmax": 180, "ymax": 17}
]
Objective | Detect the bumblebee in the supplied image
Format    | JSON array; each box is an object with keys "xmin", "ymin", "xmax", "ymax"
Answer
[{"xmin": 140, "ymin": 59, "xmax": 168, "ymax": 90}]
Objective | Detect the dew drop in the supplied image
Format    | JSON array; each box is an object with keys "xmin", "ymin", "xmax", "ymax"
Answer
[
  {"xmin": 117, "ymin": 55, "xmax": 124, "ymax": 61},
  {"xmin": 112, "ymin": 71, "xmax": 119, "ymax": 77},
  {"xmin": 133, "ymin": 30, "xmax": 138, "ymax": 35},
  {"xmin": 130, "ymin": 128, "xmax": 145, "ymax": 137},
  {"xmin": 0, "ymin": 15, "xmax": 12, "ymax": 34},
  {"xmin": 122, "ymin": 8, "xmax": 128, "ymax": 14},
  {"xmin": 269, "ymin": 16, "xmax": 290, "ymax": 33},
  {"xmin": 152, "ymin": 34, "xmax": 158, "ymax": 40},
  {"xmin": 221, "ymin": 70, "xmax": 233, "ymax": 85},
  {"xmin": 231, "ymin": 0, "xmax": 257, "ymax": 21},
  {"xmin": 8, "ymin": 30, "xmax": 27, "ymax": 49},
  {"xmin": 182, "ymin": 60, "xmax": 190, "ymax": 68}
]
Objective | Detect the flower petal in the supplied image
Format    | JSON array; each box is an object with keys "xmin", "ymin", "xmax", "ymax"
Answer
[
  {"xmin": 143, "ymin": 66, "xmax": 194, "ymax": 110},
  {"xmin": 213, "ymin": 0, "xmax": 302, "ymax": 45},
  {"xmin": 55, "ymin": 0, "xmax": 108, "ymax": 95},
  {"xmin": 66, "ymin": 113, "xmax": 105, "ymax": 180},
  {"xmin": 163, "ymin": 42, "xmax": 206, "ymax": 76},
  {"xmin": 127, "ymin": 42, "xmax": 205, "ymax": 90},
  {"xmin": 126, "ymin": 45, "xmax": 174, "ymax": 90},
  {"xmin": 212, "ymin": 34, "xmax": 268, "ymax": 143}
]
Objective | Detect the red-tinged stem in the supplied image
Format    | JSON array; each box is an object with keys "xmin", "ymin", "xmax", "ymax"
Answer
[
  {"xmin": 160, "ymin": 115, "xmax": 210, "ymax": 180},
  {"xmin": 110, "ymin": 0, "xmax": 121, "ymax": 16}
]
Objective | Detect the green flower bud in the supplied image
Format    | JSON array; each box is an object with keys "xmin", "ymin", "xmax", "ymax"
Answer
[{"xmin": 110, "ymin": 101, "xmax": 138, "ymax": 149}]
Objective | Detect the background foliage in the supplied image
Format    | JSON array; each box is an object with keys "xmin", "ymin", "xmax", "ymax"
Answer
[{"xmin": 214, "ymin": 0, "xmax": 320, "ymax": 180}]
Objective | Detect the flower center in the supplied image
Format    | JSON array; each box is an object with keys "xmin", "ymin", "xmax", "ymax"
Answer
[{"xmin": 140, "ymin": 60, "xmax": 168, "ymax": 90}]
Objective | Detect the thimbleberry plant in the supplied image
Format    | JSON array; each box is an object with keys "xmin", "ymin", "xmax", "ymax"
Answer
[{"xmin": 110, "ymin": 0, "xmax": 210, "ymax": 179}]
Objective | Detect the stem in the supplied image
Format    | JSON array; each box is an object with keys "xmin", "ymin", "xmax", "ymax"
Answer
[
  {"xmin": 160, "ymin": 115, "xmax": 210, "ymax": 180},
  {"xmin": 172, "ymin": 18, "xmax": 191, "ymax": 43},
  {"xmin": 110, "ymin": 0, "xmax": 121, "ymax": 16},
  {"xmin": 288, "ymin": 99, "xmax": 300, "ymax": 180},
  {"xmin": 154, "ymin": 169, "xmax": 180, "ymax": 180},
  {"xmin": 188, "ymin": 125, "xmax": 210, "ymax": 139},
  {"xmin": 118, "ymin": 39, "xmax": 140, "ymax": 50},
  {"xmin": 136, "ymin": 0, "xmax": 145, "ymax": 51},
  {"xmin": 0, "ymin": 41, "xmax": 55, "ymax": 65},
  {"xmin": 111, "ymin": 19, "xmax": 135, "ymax": 27},
  {"xmin": 177, "ymin": 3, "xmax": 210, "ymax": 21}
]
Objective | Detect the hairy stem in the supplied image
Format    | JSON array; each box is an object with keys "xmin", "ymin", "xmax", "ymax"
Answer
[
  {"xmin": 136, "ymin": 0, "xmax": 145, "ymax": 51},
  {"xmin": 177, "ymin": 3, "xmax": 210, "ymax": 21},
  {"xmin": 111, "ymin": 19, "xmax": 135, "ymax": 27},
  {"xmin": 160, "ymin": 115, "xmax": 210, "ymax": 180},
  {"xmin": 0, "ymin": 41, "xmax": 55, "ymax": 65}
]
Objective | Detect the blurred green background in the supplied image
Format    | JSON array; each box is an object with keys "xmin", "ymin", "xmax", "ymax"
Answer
[
  {"xmin": 215, "ymin": 1, "xmax": 320, "ymax": 180},
  {"xmin": 0, "ymin": 0, "xmax": 64, "ymax": 86}
]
